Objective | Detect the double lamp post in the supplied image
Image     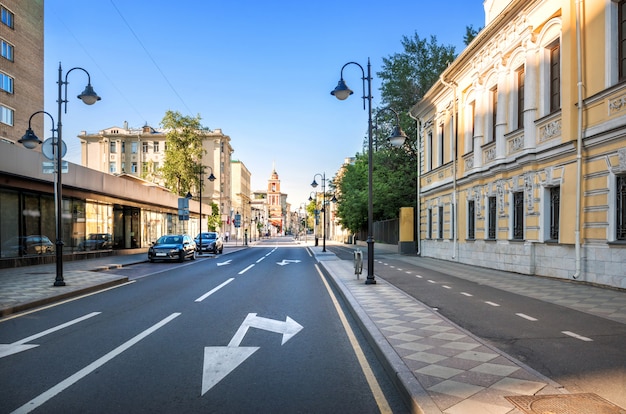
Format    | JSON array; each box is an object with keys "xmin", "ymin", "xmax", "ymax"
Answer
[
  {"xmin": 19, "ymin": 63, "xmax": 101, "ymax": 286},
  {"xmin": 310, "ymin": 172, "xmax": 336, "ymax": 253},
  {"xmin": 186, "ymin": 166, "xmax": 216, "ymax": 254},
  {"xmin": 331, "ymin": 58, "xmax": 407, "ymax": 284}
]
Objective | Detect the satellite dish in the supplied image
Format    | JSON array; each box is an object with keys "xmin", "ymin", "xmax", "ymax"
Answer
[{"xmin": 42, "ymin": 138, "xmax": 67, "ymax": 160}]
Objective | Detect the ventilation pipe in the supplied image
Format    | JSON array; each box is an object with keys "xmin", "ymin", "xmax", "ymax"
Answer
[
  {"xmin": 573, "ymin": 0, "xmax": 584, "ymax": 279},
  {"xmin": 408, "ymin": 112, "xmax": 422, "ymax": 256}
]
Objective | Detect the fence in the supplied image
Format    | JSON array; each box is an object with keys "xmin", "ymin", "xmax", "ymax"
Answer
[{"xmin": 354, "ymin": 218, "xmax": 399, "ymax": 245}]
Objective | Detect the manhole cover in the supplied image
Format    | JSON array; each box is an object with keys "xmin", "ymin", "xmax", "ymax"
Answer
[{"xmin": 505, "ymin": 393, "xmax": 625, "ymax": 414}]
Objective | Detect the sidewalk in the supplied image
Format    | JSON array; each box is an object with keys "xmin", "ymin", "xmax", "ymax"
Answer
[
  {"xmin": 1, "ymin": 240, "xmax": 624, "ymax": 413},
  {"xmin": 311, "ymin": 241, "xmax": 626, "ymax": 414}
]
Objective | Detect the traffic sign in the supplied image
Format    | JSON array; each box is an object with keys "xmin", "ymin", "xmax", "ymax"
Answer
[{"xmin": 42, "ymin": 161, "xmax": 68, "ymax": 174}]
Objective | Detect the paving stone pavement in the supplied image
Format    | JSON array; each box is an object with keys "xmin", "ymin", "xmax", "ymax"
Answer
[{"xmin": 319, "ymin": 257, "xmax": 565, "ymax": 414}]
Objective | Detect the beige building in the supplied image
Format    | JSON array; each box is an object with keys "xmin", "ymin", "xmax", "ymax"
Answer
[
  {"xmin": 79, "ymin": 123, "xmax": 234, "ymax": 233},
  {"xmin": 230, "ymin": 159, "xmax": 252, "ymax": 242},
  {"xmin": 0, "ymin": 0, "xmax": 44, "ymax": 146},
  {"xmin": 410, "ymin": 0, "xmax": 626, "ymax": 288}
]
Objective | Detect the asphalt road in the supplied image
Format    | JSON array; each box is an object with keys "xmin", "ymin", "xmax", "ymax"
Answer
[
  {"xmin": 0, "ymin": 243, "xmax": 407, "ymax": 413},
  {"xmin": 328, "ymin": 244, "xmax": 626, "ymax": 408}
]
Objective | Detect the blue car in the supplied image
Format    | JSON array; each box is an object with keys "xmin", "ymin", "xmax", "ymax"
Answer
[{"xmin": 148, "ymin": 234, "xmax": 196, "ymax": 262}]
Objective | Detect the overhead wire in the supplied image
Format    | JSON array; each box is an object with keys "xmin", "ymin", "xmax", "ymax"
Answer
[{"xmin": 109, "ymin": 0, "xmax": 195, "ymax": 117}]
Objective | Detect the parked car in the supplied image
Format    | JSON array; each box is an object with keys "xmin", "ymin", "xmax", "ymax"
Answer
[
  {"xmin": 2, "ymin": 235, "xmax": 55, "ymax": 256},
  {"xmin": 78, "ymin": 233, "xmax": 113, "ymax": 251},
  {"xmin": 148, "ymin": 234, "xmax": 196, "ymax": 262},
  {"xmin": 194, "ymin": 232, "xmax": 223, "ymax": 254}
]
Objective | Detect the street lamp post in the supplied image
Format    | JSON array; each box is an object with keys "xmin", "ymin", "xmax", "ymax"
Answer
[
  {"xmin": 19, "ymin": 63, "xmax": 100, "ymax": 287},
  {"xmin": 331, "ymin": 60, "xmax": 407, "ymax": 284},
  {"xmin": 310, "ymin": 173, "xmax": 328, "ymax": 252},
  {"xmin": 191, "ymin": 166, "xmax": 216, "ymax": 255}
]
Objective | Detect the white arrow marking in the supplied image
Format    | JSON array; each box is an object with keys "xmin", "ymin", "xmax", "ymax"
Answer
[
  {"xmin": 12, "ymin": 313, "xmax": 180, "ymax": 414},
  {"xmin": 202, "ymin": 346, "xmax": 259, "ymax": 395},
  {"xmin": 0, "ymin": 312, "xmax": 101, "ymax": 359},
  {"xmin": 276, "ymin": 259, "xmax": 301, "ymax": 266},
  {"xmin": 217, "ymin": 260, "xmax": 232, "ymax": 267},
  {"xmin": 228, "ymin": 313, "xmax": 303, "ymax": 347}
]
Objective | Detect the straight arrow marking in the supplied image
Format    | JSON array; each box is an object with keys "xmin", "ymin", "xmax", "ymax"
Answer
[{"xmin": 202, "ymin": 346, "xmax": 259, "ymax": 396}]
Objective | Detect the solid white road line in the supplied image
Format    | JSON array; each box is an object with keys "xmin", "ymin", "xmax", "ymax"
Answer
[
  {"xmin": 195, "ymin": 279, "xmax": 234, "ymax": 302},
  {"xmin": 315, "ymin": 265, "xmax": 392, "ymax": 413},
  {"xmin": 11, "ymin": 313, "xmax": 181, "ymax": 414},
  {"xmin": 562, "ymin": 330, "xmax": 593, "ymax": 341}
]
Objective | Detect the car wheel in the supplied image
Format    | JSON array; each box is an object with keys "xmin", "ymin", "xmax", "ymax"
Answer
[
  {"xmin": 191, "ymin": 250, "xmax": 196, "ymax": 260},
  {"xmin": 178, "ymin": 251, "xmax": 185, "ymax": 262}
]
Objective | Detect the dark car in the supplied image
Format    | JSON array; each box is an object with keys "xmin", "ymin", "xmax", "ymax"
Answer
[
  {"xmin": 194, "ymin": 232, "xmax": 223, "ymax": 254},
  {"xmin": 148, "ymin": 234, "xmax": 196, "ymax": 262},
  {"xmin": 78, "ymin": 233, "xmax": 113, "ymax": 251},
  {"xmin": 2, "ymin": 235, "xmax": 55, "ymax": 256}
]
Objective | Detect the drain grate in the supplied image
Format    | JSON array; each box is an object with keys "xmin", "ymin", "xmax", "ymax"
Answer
[{"xmin": 505, "ymin": 393, "xmax": 625, "ymax": 414}]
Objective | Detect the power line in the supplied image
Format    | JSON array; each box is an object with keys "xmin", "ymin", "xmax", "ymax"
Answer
[{"xmin": 109, "ymin": 0, "xmax": 194, "ymax": 116}]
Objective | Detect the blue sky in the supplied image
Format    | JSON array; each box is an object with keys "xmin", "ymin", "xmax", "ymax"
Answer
[{"xmin": 44, "ymin": 0, "xmax": 485, "ymax": 210}]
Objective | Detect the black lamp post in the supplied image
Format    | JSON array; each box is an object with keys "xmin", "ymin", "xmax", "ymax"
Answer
[
  {"xmin": 311, "ymin": 173, "xmax": 337, "ymax": 253},
  {"xmin": 331, "ymin": 60, "xmax": 406, "ymax": 284},
  {"xmin": 196, "ymin": 166, "xmax": 216, "ymax": 255},
  {"xmin": 19, "ymin": 63, "xmax": 100, "ymax": 287}
]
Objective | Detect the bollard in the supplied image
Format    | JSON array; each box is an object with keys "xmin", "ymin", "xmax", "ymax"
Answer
[{"xmin": 354, "ymin": 249, "xmax": 363, "ymax": 279}]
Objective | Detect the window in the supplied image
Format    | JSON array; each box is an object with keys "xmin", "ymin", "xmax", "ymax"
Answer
[
  {"xmin": 0, "ymin": 72, "xmax": 13, "ymax": 93},
  {"xmin": 427, "ymin": 131, "xmax": 433, "ymax": 171},
  {"xmin": 488, "ymin": 196, "xmax": 496, "ymax": 239},
  {"xmin": 517, "ymin": 67, "xmax": 525, "ymax": 129},
  {"xmin": 618, "ymin": 175, "xmax": 626, "ymax": 240},
  {"xmin": 619, "ymin": 0, "xmax": 626, "ymax": 82},
  {"xmin": 153, "ymin": 141, "xmax": 159, "ymax": 153},
  {"xmin": 1, "ymin": 5, "xmax": 13, "ymax": 28},
  {"xmin": 438, "ymin": 124, "xmax": 444, "ymax": 166},
  {"xmin": 1, "ymin": 39, "xmax": 13, "ymax": 61},
  {"xmin": 121, "ymin": 141, "xmax": 125, "ymax": 153},
  {"xmin": 142, "ymin": 162, "xmax": 149, "ymax": 172},
  {"xmin": 549, "ymin": 186, "xmax": 560, "ymax": 241},
  {"xmin": 469, "ymin": 101, "xmax": 475, "ymax": 152},
  {"xmin": 0, "ymin": 104, "xmax": 13, "ymax": 126},
  {"xmin": 549, "ymin": 43, "xmax": 561, "ymax": 113},
  {"xmin": 513, "ymin": 192, "xmax": 524, "ymax": 240},
  {"xmin": 110, "ymin": 141, "xmax": 116, "ymax": 154},
  {"xmin": 131, "ymin": 142, "xmax": 138, "ymax": 154},
  {"xmin": 142, "ymin": 142, "xmax": 148, "ymax": 153},
  {"xmin": 468, "ymin": 200, "xmax": 475, "ymax": 240},
  {"xmin": 438, "ymin": 206, "xmax": 444, "ymax": 239},
  {"xmin": 109, "ymin": 162, "xmax": 116, "ymax": 173},
  {"xmin": 131, "ymin": 162, "xmax": 137, "ymax": 173},
  {"xmin": 121, "ymin": 162, "xmax": 125, "ymax": 173},
  {"xmin": 427, "ymin": 208, "xmax": 433, "ymax": 239},
  {"xmin": 490, "ymin": 86, "xmax": 498, "ymax": 142}
]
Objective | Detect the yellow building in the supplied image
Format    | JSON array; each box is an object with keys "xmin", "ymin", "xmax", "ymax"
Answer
[{"xmin": 410, "ymin": 0, "xmax": 626, "ymax": 288}]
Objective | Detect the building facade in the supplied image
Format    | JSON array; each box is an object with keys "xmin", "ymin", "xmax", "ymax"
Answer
[
  {"xmin": 0, "ymin": 0, "xmax": 44, "ymax": 146},
  {"xmin": 79, "ymin": 123, "xmax": 234, "ymax": 233},
  {"xmin": 410, "ymin": 0, "xmax": 626, "ymax": 288}
]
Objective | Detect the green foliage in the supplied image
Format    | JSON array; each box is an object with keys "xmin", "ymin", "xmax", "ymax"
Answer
[
  {"xmin": 205, "ymin": 202, "xmax": 220, "ymax": 230},
  {"xmin": 159, "ymin": 110, "xmax": 208, "ymax": 196},
  {"xmin": 463, "ymin": 25, "xmax": 482, "ymax": 46},
  {"xmin": 334, "ymin": 33, "xmax": 455, "ymax": 234}
]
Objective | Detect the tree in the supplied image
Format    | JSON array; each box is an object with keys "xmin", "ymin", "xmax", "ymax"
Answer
[
  {"xmin": 159, "ymin": 110, "xmax": 208, "ymax": 196},
  {"xmin": 334, "ymin": 32, "xmax": 458, "ymax": 234},
  {"xmin": 463, "ymin": 25, "xmax": 482, "ymax": 46},
  {"xmin": 206, "ymin": 202, "xmax": 220, "ymax": 231}
]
